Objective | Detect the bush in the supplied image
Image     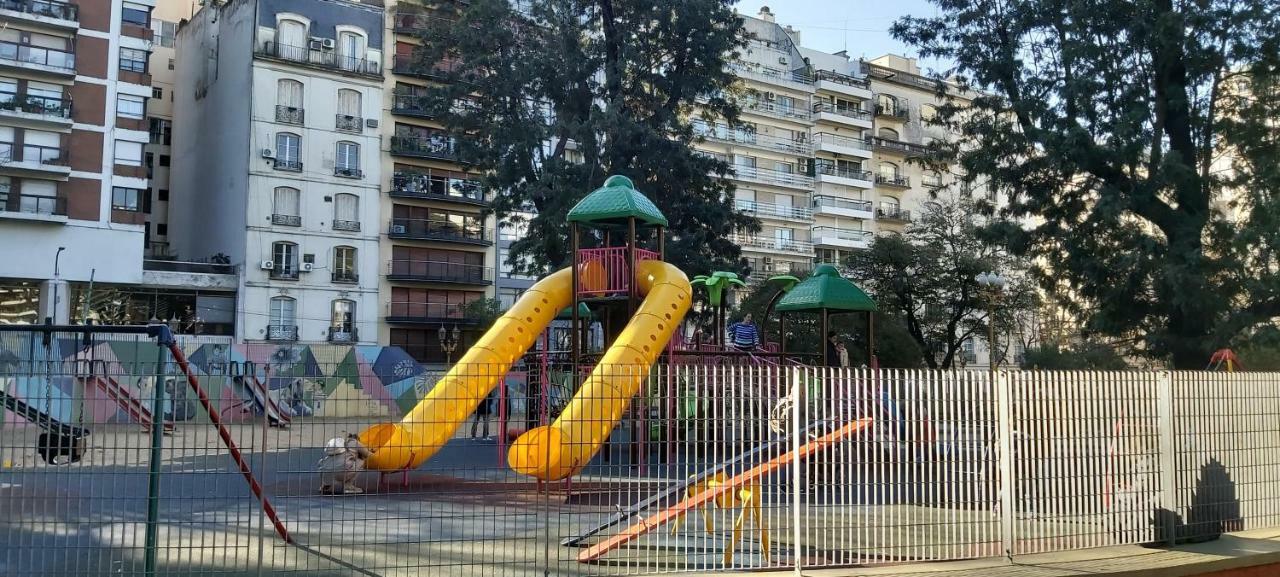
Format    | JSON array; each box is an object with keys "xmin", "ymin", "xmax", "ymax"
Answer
[{"xmin": 1020, "ymin": 343, "xmax": 1128, "ymax": 370}]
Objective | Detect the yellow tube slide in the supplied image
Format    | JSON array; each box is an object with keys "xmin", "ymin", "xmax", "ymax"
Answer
[
  {"xmin": 508, "ymin": 260, "xmax": 692, "ymax": 481},
  {"xmin": 359, "ymin": 266, "xmax": 580, "ymax": 471}
]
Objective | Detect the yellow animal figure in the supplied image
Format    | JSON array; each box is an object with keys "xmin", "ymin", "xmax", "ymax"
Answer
[{"xmin": 668, "ymin": 471, "xmax": 769, "ymax": 566}]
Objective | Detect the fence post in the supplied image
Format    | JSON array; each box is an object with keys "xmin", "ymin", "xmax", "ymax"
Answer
[
  {"xmin": 143, "ymin": 339, "xmax": 169, "ymax": 576},
  {"xmin": 791, "ymin": 365, "xmax": 804, "ymax": 576},
  {"xmin": 1157, "ymin": 370, "xmax": 1177, "ymax": 545},
  {"xmin": 996, "ymin": 370, "xmax": 1015, "ymax": 561}
]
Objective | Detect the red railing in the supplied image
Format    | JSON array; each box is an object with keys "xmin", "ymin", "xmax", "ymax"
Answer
[{"xmin": 576, "ymin": 247, "xmax": 659, "ymax": 296}]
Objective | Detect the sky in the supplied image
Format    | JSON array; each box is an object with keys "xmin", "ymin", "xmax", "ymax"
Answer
[{"xmin": 733, "ymin": 0, "xmax": 951, "ymax": 74}]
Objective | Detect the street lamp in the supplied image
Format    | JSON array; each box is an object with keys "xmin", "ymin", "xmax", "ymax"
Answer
[
  {"xmin": 975, "ymin": 271, "xmax": 1007, "ymax": 374},
  {"xmin": 438, "ymin": 325, "xmax": 461, "ymax": 365}
]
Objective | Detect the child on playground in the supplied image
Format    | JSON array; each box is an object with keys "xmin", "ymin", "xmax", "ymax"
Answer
[{"xmin": 318, "ymin": 433, "xmax": 373, "ymax": 495}]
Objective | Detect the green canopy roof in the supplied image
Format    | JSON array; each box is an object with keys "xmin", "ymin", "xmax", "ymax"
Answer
[
  {"xmin": 775, "ymin": 264, "xmax": 877, "ymax": 312},
  {"xmin": 566, "ymin": 175, "xmax": 668, "ymax": 227},
  {"xmin": 556, "ymin": 303, "xmax": 596, "ymax": 320}
]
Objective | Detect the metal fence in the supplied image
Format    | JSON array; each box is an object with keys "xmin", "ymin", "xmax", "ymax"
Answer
[{"xmin": 0, "ymin": 326, "xmax": 1271, "ymax": 576}]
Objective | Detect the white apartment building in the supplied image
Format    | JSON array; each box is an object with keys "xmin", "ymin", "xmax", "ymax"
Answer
[{"xmin": 171, "ymin": 0, "xmax": 385, "ymax": 345}]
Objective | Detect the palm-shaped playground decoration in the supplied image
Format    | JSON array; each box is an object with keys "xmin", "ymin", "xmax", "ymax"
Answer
[{"xmin": 690, "ymin": 271, "xmax": 746, "ymax": 346}]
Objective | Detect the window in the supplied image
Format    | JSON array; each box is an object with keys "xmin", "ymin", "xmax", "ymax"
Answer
[
  {"xmin": 157, "ymin": 223, "xmax": 168, "ymax": 235},
  {"xmin": 337, "ymin": 29, "xmax": 367, "ymax": 70},
  {"xmin": 157, "ymin": 189, "xmax": 169, "ymax": 201},
  {"xmin": 277, "ymin": 79, "xmax": 303, "ymax": 109},
  {"xmin": 159, "ymin": 155, "xmax": 170, "ymax": 167},
  {"xmin": 275, "ymin": 133, "xmax": 300, "ymax": 169},
  {"xmin": 276, "ymin": 17, "xmax": 308, "ymax": 57},
  {"xmin": 114, "ymin": 141, "xmax": 144, "ymax": 166},
  {"xmin": 152, "ymin": 20, "xmax": 178, "ymax": 48},
  {"xmin": 269, "ymin": 296, "xmax": 297, "ymax": 329},
  {"xmin": 337, "ymin": 89, "xmax": 361, "ymax": 117},
  {"xmin": 120, "ymin": 48, "xmax": 148, "ymax": 73},
  {"xmin": 272, "ymin": 241, "xmax": 298, "ymax": 275},
  {"xmin": 331, "ymin": 299, "xmax": 356, "ymax": 332},
  {"xmin": 335, "ymin": 141, "xmax": 360, "ymax": 176},
  {"xmin": 272, "ymin": 187, "xmax": 300, "ymax": 225},
  {"xmin": 877, "ymin": 94, "xmax": 897, "ymax": 114},
  {"xmin": 121, "ymin": 1, "xmax": 150, "ymax": 26},
  {"xmin": 878, "ymin": 127, "xmax": 900, "ymax": 140},
  {"xmin": 152, "ymin": 87, "xmax": 163, "ymax": 99},
  {"xmin": 334, "ymin": 193, "xmax": 358, "ymax": 224},
  {"xmin": 920, "ymin": 103, "xmax": 938, "ymax": 122},
  {"xmin": 333, "ymin": 246, "xmax": 357, "ymax": 282},
  {"xmin": 879, "ymin": 162, "xmax": 900, "ymax": 179},
  {"xmin": 117, "ymin": 94, "xmax": 146, "ymax": 119},
  {"xmin": 111, "ymin": 187, "xmax": 142, "ymax": 211},
  {"xmin": 149, "ymin": 118, "xmax": 171, "ymax": 145}
]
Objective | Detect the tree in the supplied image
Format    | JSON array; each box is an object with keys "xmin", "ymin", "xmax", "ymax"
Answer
[
  {"xmin": 893, "ymin": 0, "xmax": 1280, "ymax": 368},
  {"xmin": 845, "ymin": 194, "xmax": 1038, "ymax": 369},
  {"xmin": 461, "ymin": 297, "xmax": 504, "ymax": 331},
  {"xmin": 410, "ymin": 0, "xmax": 757, "ymax": 277},
  {"xmin": 1020, "ymin": 343, "xmax": 1129, "ymax": 370}
]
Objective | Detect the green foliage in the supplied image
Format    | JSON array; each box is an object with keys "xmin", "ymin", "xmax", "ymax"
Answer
[
  {"xmin": 1019, "ymin": 343, "xmax": 1129, "ymax": 371},
  {"xmin": 411, "ymin": 0, "xmax": 757, "ymax": 277},
  {"xmin": 893, "ymin": 0, "xmax": 1280, "ymax": 368},
  {"xmin": 845, "ymin": 194, "xmax": 1038, "ymax": 369},
  {"xmin": 461, "ymin": 297, "xmax": 504, "ymax": 330},
  {"xmin": 1234, "ymin": 326, "xmax": 1280, "ymax": 371}
]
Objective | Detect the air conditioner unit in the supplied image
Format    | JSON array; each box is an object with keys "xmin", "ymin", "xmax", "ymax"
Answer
[
  {"xmin": 260, "ymin": 260, "xmax": 274, "ymax": 270},
  {"xmin": 321, "ymin": 38, "xmax": 335, "ymax": 50},
  {"xmin": 308, "ymin": 38, "xmax": 324, "ymax": 50},
  {"xmin": 300, "ymin": 263, "xmax": 314, "ymax": 272},
  {"xmin": 260, "ymin": 149, "xmax": 273, "ymax": 159},
  {"xmin": 391, "ymin": 224, "xmax": 407, "ymax": 234},
  {"xmin": 764, "ymin": 91, "xmax": 777, "ymax": 100},
  {"xmin": 778, "ymin": 56, "xmax": 788, "ymax": 65},
  {"xmin": 365, "ymin": 119, "xmax": 379, "ymax": 128}
]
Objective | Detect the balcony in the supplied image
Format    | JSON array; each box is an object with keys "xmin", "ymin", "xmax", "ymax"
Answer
[
  {"xmin": 390, "ymin": 135, "xmax": 458, "ymax": 162},
  {"xmin": 813, "ymin": 69, "xmax": 872, "ymax": 98},
  {"xmin": 0, "ymin": 191, "xmax": 67, "ymax": 223},
  {"xmin": 272, "ymin": 158, "xmax": 302, "ymax": 172},
  {"xmin": 742, "ymin": 99, "xmax": 810, "ymax": 122},
  {"xmin": 866, "ymin": 62, "xmax": 944, "ymax": 92},
  {"xmin": 0, "ymin": 143, "xmax": 71, "ymax": 177},
  {"xmin": 392, "ymin": 10, "xmax": 454, "ymax": 34},
  {"xmin": 812, "ymin": 195, "xmax": 874, "ymax": 219},
  {"xmin": 730, "ymin": 232, "xmax": 814, "ymax": 255},
  {"xmin": 335, "ymin": 114, "xmax": 362, "ymax": 133},
  {"xmin": 332, "ymin": 219, "xmax": 361, "ymax": 232},
  {"xmin": 813, "ymin": 132, "xmax": 872, "ymax": 157},
  {"xmin": 734, "ymin": 198, "xmax": 813, "ymax": 222},
  {"xmin": 812, "ymin": 226, "xmax": 872, "ymax": 249},
  {"xmin": 0, "ymin": 90, "xmax": 72, "ymax": 124},
  {"xmin": 392, "ymin": 54, "xmax": 464, "ymax": 80},
  {"xmin": 0, "ymin": 40, "xmax": 75, "ymax": 75},
  {"xmin": 388, "ymin": 218, "xmax": 492, "ymax": 245},
  {"xmin": 0, "ymin": 0, "xmax": 78, "ymax": 27},
  {"xmin": 811, "ymin": 101, "xmax": 873, "ymax": 128},
  {"xmin": 392, "ymin": 93, "xmax": 432, "ymax": 118},
  {"xmin": 387, "ymin": 260, "xmax": 494, "ymax": 285},
  {"xmin": 385, "ymin": 302, "xmax": 479, "ymax": 325},
  {"xmin": 271, "ymin": 213, "xmax": 301, "ymax": 227},
  {"xmin": 923, "ymin": 174, "xmax": 945, "ymax": 188},
  {"xmin": 813, "ymin": 161, "xmax": 873, "ymax": 188},
  {"xmin": 730, "ymin": 165, "xmax": 813, "ymax": 190},
  {"xmin": 388, "ymin": 169, "xmax": 487, "ymax": 206},
  {"xmin": 269, "ymin": 264, "xmax": 300, "ymax": 280},
  {"xmin": 877, "ymin": 207, "xmax": 913, "ymax": 223},
  {"xmin": 875, "ymin": 174, "xmax": 912, "ymax": 188},
  {"xmin": 331, "ymin": 271, "xmax": 359, "ymax": 284},
  {"xmin": 275, "ymin": 105, "xmax": 304, "ymax": 125},
  {"xmin": 872, "ymin": 136, "xmax": 931, "ymax": 158},
  {"xmin": 334, "ymin": 166, "xmax": 364, "ymax": 179},
  {"xmin": 727, "ymin": 62, "xmax": 812, "ymax": 90},
  {"xmin": 266, "ymin": 325, "xmax": 299, "ymax": 342},
  {"xmin": 328, "ymin": 327, "xmax": 358, "ymax": 343},
  {"xmin": 693, "ymin": 122, "xmax": 811, "ymax": 155},
  {"xmin": 255, "ymin": 41, "xmax": 381, "ymax": 78},
  {"xmin": 875, "ymin": 103, "xmax": 910, "ymax": 121}
]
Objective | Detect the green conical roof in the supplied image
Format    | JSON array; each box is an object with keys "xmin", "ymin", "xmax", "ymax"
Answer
[
  {"xmin": 775, "ymin": 264, "xmax": 877, "ymax": 312},
  {"xmin": 566, "ymin": 175, "xmax": 668, "ymax": 227},
  {"xmin": 556, "ymin": 303, "xmax": 596, "ymax": 320}
]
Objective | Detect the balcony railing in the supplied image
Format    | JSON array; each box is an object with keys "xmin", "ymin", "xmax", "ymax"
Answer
[
  {"xmin": 275, "ymin": 105, "xmax": 303, "ymax": 125},
  {"xmin": 866, "ymin": 62, "xmax": 944, "ymax": 92},
  {"xmin": 0, "ymin": 191, "xmax": 65, "ymax": 216},
  {"xmin": 812, "ymin": 195, "xmax": 873, "ymax": 214},
  {"xmin": 811, "ymin": 101, "xmax": 872, "ymax": 122},
  {"xmin": 0, "ymin": 143, "xmax": 69, "ymax": 167},
  {"xmin": 273, "ymin": 158, "xmax": 302, "ymax": 172},
  {"xmin": 731, "ymin": 165, "xmax": 813, "ymax": 188},
  {"xmin": 271, "ymin": 213, "xmax": 301, "ymax": 227},
  {"xmin": 728, "ymin": 62, "xmax": 812, "ymax": 88},
  {"xmin": 812, "ymin": 226, "xmax": 873, "ymax": 245},
  {"xmin": 392, "ymin": 10, "xmax": 454, "ymax": 34},
  {"xmin": 387, "ymin": 260, "xmax": 494, "ymax": 285},
  {"xmin": 266, "ymin": 325, "xmax": 299, "ymax": 341},
  {"xmin": 813, "ymin": 132, "xmax": 871, "ymax": 152},
  {"xmin": 332, "ymin": 219, "xmax": 361, "ymax": 232},
  {"xmin": 388, "ymin": 218, "xmax": 492, "ymax": 245},
  {"xmin": 877, "ymin": 206, "xmax": 913, "ymax": 222},
  {"xmin": 922, "ymin": 174, "xmax": 944, "ymax": 188},
  {"xmin": 743, "ymin": 99, "xmax": 810, "ymax": 121},
  {"xmin": 0, "ymin": 0, "xmax": 78, "ymax": 21},
  {"xmin": 390, "ymin": 135, "xmax": 458, "ymax": 161},
  {"xmin": 813, "ymin": 161, "xmax": 873, "ymax": 182},
  {"xmin": 0, "ymin": 40, "xmax": 75, "ymax": 72},
  {"xmin": 730, "ymin": 233, "xmax": 814, "ymax": 254},
  {"xmin": 327, "ymin": 327, "xmax": 358, "ymax": 343},
  {"xmin": 734, "ymin": 198, "xmax": 813, "ymax": 221},
  {"xmin": 269, "ymin": 264, "xmax": 299, "ymax": 280},
  {"xmin": 334, "ymin": 166, "xmax": 364, "ymax": 179},
  {"xmin": 331, "ymin": 271, "xmax": 359, "ymax": 284},
  {"xmin": 874, "ymin": 103, "xmax": 910, "ymax": 120},
  {"xmin": 392, "ymin": 54, "xmax": 464, "ymax": 79},
  {"xmin": 875, "ymin": 174, "xmax": 911, "ymax": 188},
  {"xmin": 814, "ymin": 69, "xmax": 870, "ymax": 90},
  {"xmin": 335, "ymin": 114, "xmax": 362, "ymax": 132},
  {"xmin": 256, "ymin": 41, "xmax": 381, "ymax": 76},
  {"xmin": 693, "ymin": 121, "xmax": 812, "ymax": 155},
  {"xmin": 389, "ymin": 169, "xmax": 486, "ymax": 205},
  {"xmin": 872, "ymin": 136, "xmax": 931, "ymax": 157},
  {"xmin": 392, "ymin": 93, "xmax": 431, "ymax": 117},
  {"xmin": 386, "ymin": 302, "xmax": 476, "ymax": 324},
  {"xmin": 0, "ymin": 90, "xmax": 71, "ymax": 119}
]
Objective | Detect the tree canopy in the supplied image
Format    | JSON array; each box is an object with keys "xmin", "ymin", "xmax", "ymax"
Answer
[
  {"xmin": 409, "ymin": 0, "xmax": 757, "ymax": 276},
  {"xmin": 894, "ymin": 0, "xmax": 1280, "ymax": 368}
]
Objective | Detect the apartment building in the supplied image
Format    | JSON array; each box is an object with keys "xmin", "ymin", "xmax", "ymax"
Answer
[
  {"xmin": 171, "ymin": 0, "xmax": 385, "ymax": 345},
  {"xmin": 0, "ymin": 0, "xmax": 155, "ymax": 324},
  {"xmin": 380, "ymin": 2, "xmax": 501, "ymax": 363}
]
